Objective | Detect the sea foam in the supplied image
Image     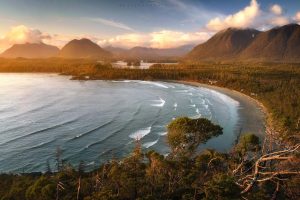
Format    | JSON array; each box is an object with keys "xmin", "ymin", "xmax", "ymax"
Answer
[
  {"xmin": 151, "ymin": 98, "xmax": 166, "ymax": 107},
  {"xmin": 142, "ymin": 139, "xmax": 159, "ymax": 148},
  {"xmin": 129, "ymin": 126, "xmax": 152, "ymax": 140}
]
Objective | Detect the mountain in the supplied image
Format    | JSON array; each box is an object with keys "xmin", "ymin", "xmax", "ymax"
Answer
[
  {"xmin": 239, "ymin": 24, "xmax": 300, "ymax": 62},
  {"xmin": 1, "ymin": 43, "xmax": 59, "ymax": 58},
  {"xmin": 186, "ymin": 24, "xmax": 300, "ymax": 62},
  {"xmin": 186, "ymin": 28, "xmax": 260, "ymax": 62},
  {"xmin": 59, "ymin": 38, "xmax": 112, "ymax": 59},
  {"xmin": 105, "ymin": 44, "xmax": 195, "ymax": 60}
]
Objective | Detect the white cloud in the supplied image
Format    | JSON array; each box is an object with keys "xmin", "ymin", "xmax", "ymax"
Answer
[
  {"xmin": 270, "ymin": 4, "xmax": 283, "ymax": 15},
  {"xmin": 84, "ymin": 17, "xmax": 134, "ymax": 31},
  {"xmin": 97, "ymin": 30, "xmax": 211, "ymax": 49},
  {"xmin": 206, "ymin": 0, "xmax": 260, "ymax": 31}
]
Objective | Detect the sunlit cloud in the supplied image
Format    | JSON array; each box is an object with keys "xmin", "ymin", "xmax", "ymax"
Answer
[
  {"xmin": 206, "ymin": 0, "xmax": 260, "ymax": 31},
  {"xmin": 149, "ymin": 30, "xmax": 210, "ymax": 48},
  {"xmin": 295, "ymin": 12, "xmax": 300, "ymax": 23},
  {"xmin": 98, "ymin": 33, "xmax": 149, "ymax": 48},
  {"xmin": 84, "ymin": 17, "xmax": 134, "ymax": 31},
  {"xmin": 0, "ymin": 25, "xmax": 51, "ymax": 52},
  {"xmin": 97, "ymin": 30, "xmax": 211, "ymax": 49},
  {"xmin": 270, "ymin": 4, "xmax": 283, "ymax": 15}
]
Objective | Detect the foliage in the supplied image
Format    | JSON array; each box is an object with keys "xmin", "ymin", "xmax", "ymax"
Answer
[
  {"xmin": 235, "ymin": 133, "xmax": 260, "ymax": 156},
  {"xmin": 167, "ymin": 117, "xmax": 222, "ymax": 156}
]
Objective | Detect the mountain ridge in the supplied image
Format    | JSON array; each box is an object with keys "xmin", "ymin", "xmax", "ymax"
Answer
[
  {"xmin": 0, "ymin": 43, "xmax": 59, "ymax": 58},
  {"xmin": 186, "ymin": 24, "xmax": 300, "ymax": 62}
]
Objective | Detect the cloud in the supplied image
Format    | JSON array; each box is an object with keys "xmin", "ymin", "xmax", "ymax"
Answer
[
  {"xmin": 1, "ymin": 25, "xmax": 49, "ymax": 44},
  {"xmin": 270, "ymin": 4, "xmax": 283, "ymax": 15},
  {"xmin": 97, "ymin": 30, "xmax": 211, "ymax": 49},
  {"xmin": 269, "ymin": 16, "xmax": 289, "ymax": 26},
  {"xmin": 167, "ymin": 0, "xmax": 221, "ymax": 23},
  {"xmin": 149, "ymin": 30, "xmax": 210, "ymax": 48},
  {"xmin": 84, "ymin": 17, "xmax": 134, "ymax": 31},
  {"xmin": 98, "ymin": 33, "xmax": 149, "ymax": 48},
  {"xmin": 206, "ymin": 0, "xmax": 260, "ymax": 31},
  {"xmin": 0, "ymin": 25, "xmax": 51, "ymax": 52},
  {"xmin": 295, "ymin": 12, "xmax": 300, "ymax": 22}
]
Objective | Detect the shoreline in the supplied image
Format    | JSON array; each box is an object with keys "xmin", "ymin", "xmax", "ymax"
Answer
[{"xmin": 172, "ymin": 80, "xmax": 269, "ymax": 139}]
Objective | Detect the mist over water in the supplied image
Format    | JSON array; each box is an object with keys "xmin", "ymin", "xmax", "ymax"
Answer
[{"xmin": 0, "ymin": 74, "xmax": 242, "ymax": 172}]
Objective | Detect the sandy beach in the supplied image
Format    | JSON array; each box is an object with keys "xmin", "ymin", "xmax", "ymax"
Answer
[{"xmin": 173, "ymin": 81, "xmax": 267, "ymax": 139}]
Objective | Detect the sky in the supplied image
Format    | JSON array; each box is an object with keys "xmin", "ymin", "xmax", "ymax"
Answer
[{"xmin": 0, "ymin": 0, "xmax": 300, "ymax": 52}]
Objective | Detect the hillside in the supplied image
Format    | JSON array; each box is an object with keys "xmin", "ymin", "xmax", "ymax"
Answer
[
  {"xmin": 186, "ymin": 24, "xmax": 300, "ymax": 62},
  {"xmin": 59, "ymin": 38, "xmax": 112, "ymax": 59},
  {"xmin": 186, "ymin": 28, "xmax": 260, "ymax": 61},
  {"xmin": 0, "ymin": 43, "xmax": 59, "ymax": 58},
  {"xmin": 239, "ymin": 24, "xmax": 300, "ymax": 62}
]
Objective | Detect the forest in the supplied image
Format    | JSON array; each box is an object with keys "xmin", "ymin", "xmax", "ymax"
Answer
[{"xmin": 0, "ymin": 58, "xmax": 299, "ymax": 199}]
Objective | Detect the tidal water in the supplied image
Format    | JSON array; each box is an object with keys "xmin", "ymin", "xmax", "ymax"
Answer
[{"xmin": 0, "ymin": 74, "xmax": 250, "ymax": 172}]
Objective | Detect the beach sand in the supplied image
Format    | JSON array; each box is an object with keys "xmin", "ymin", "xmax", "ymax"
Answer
[{"xmin": 174, "ymin": 81, "xmax": 267, "ymax": 139}]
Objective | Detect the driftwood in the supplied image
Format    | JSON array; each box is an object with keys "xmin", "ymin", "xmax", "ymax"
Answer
[
  {"xmin": 236, "ymin": 145, "xmax": 299, "ymax": 194},
  {"xmin": 233, "ymin": 128, "xmax": 300, "ymax": 195}
]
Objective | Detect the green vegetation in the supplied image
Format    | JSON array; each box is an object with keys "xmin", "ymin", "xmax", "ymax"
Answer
[
  {"xmin": 1, "ymin": 117, "xmax": 299, "ymax": 200},
  {"xmin": 167, "ymin": 117, "xmax": 222, "ymax": 157}
]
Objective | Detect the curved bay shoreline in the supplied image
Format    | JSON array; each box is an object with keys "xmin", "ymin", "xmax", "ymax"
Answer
[{"xmin": 171, "ymin": 80, "xmax": 267, "ymax": 139}]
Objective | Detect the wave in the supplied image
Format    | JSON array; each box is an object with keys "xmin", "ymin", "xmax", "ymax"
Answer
[
  {"xmin": 0, "ymin": 98, "xmax": 63, "ymax": 121},
  {"xmin": 175, "ymin": 90, "xmax": 189, "ymax": 93},
  {"xmin": 191, "ymin": 114, "xmax": 202, "ymax": 119},
  {"xmin": 208, "ymin": 89, "xmax": 240, "ymax": 106},
  {"xmin": 190, "ymin": 104, "xmax": 196, "ymax": 107},
  {"xmin": 0, "ymin": 119, "xmax": 78, "ymax": 146},
  {"xmin": 138, "ymin": 81, "xmax": 169, "ymax": 89},
  {"xmin": 111, "ymin": 80, "xmax": 169, "ymax": 89},
  {"xmin": 70, "ymin": 119, "xmax": 114, "ymax": 141},
  {"xmin": 84, "ymin": 126, "xmax": 124, "ymax": 149},
  {"xmin": 143, "ymin": 139, "xmax": 159, "ymax": 148},
  {"xmin": 151, "ymin": 98, "xmax": 165, "ymax": 107},
  {"xmin": 157, "ymin": 131, "xmax": 167, "ymax": 136},
  {"xmin": 196, "ymin": 108, "xmax": 200, "ymax": 114},
  {"xmin": 30, "ymin": 141, "xmax": 52, "ymax": 150},
  {"xmin": 205, "ymin": 98, "xmax": 213, "ymax": 106},
  {"xmin": 86, "ymin": 161, "xmax": 95, "ymax": 166},
  {"xmin": 129, "ymin": 126, "xmax": 151, "ymax": 140},
  {"xmin": 111, "ymin": 80, "xmax": 131, "ymax": 83},
  {"xmin": 133, "ymin": 103, "xmax": 142, "ymax": 117}
]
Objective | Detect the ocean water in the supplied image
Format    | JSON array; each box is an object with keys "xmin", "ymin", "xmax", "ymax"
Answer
[{"xmin": 0, "ymin": 74, "xmax": 242, "ymax": 172}]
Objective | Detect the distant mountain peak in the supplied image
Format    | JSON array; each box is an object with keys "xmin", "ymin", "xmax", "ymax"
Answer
[{"xmin": 59, "ymin": 38, "xmax": 112, "ymax": 59}]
